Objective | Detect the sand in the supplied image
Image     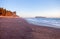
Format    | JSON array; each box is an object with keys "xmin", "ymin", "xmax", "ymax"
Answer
[{"xmin": 0, "ymin": 18, "xmax": 60, "ymax": 39}]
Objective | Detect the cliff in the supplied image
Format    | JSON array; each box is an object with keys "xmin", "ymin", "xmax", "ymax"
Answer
[{"xmin": 0, "ymin": 8, "xmax": 19, "ymax": 18}]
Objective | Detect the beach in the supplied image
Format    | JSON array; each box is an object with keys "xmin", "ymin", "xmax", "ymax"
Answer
[{"xmin": 0, "ymin": 18, "xmax": 60, "ymax": 39}]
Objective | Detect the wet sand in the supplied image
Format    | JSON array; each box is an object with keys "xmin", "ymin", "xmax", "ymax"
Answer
[{"xmin": 0, "ymin": 18, "xmax": 60, "ymax": 39}]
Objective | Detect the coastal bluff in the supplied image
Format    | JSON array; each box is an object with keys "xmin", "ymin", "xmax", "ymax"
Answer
[{"xmin": 0, "ymin": 8, "xmax": 19, "ymax": 18}]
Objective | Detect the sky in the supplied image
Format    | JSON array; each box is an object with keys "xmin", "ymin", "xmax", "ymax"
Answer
[{"xmin": 0, "ymin": 0, "xmax": 60, "ymax": 18}]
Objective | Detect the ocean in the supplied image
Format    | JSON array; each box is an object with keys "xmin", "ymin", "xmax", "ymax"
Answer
[{"xmin": 25, "ymin": 18, "xmax": 60, "ymax": 28}]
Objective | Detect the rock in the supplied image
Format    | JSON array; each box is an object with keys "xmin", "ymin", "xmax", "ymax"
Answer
[{"xmin": 0, "ymin": 8, "xmax": 19, "ymax": 18}]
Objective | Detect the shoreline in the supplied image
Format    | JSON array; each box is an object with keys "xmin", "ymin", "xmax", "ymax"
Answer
[
  {"xmin": 0, "ymin": 18, "xmax": 60, "ymax": 39},
  {"xmin": 25, "ymin": 18, "xmax": 60, "ymax": 29}
]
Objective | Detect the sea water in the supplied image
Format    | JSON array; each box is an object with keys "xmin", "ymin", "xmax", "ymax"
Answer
[{"xmin": 25, "ymin": 18, "xmax": 60, "ymax": 28}]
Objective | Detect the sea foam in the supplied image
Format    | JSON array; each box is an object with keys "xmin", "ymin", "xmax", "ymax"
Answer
[{"xmin": 25, "ymin": 18, "xmax": 60, "ymax": 28}]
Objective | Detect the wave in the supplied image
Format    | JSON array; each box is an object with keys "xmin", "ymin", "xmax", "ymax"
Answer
[{"xmin": 25, "ymin": 18, "xmax": 60, "ymax": 28}]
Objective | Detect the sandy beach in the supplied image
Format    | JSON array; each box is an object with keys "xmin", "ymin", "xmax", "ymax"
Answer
[{"xmin": 0, "ymin": 18, "xmax": 60, "ymax": 39}]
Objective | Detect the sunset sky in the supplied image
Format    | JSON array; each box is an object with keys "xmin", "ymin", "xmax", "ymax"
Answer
[{"xmin": 0, "ymin": 0, "xmax": 60, "ymax": 18}]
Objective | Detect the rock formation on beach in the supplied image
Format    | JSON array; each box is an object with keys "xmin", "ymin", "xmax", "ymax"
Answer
[{"xmin": 0, "ymin": 8, "xmax": 19, "ymax": 18}]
